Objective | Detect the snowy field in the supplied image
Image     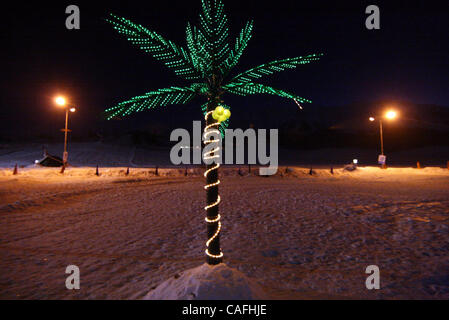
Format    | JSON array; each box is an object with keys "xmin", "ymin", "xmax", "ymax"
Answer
[
  {"xmin": 0, "ymin": 165, "xmax": 448, "ymax": 300},
  {"xmin": 1, "ymin": 142, "xmax": 448, "ymax": 168}
]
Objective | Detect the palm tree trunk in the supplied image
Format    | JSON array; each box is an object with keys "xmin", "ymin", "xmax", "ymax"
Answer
[{"xmin": 204, "ymin": 99, "xmax": 223, "ymax": 265}]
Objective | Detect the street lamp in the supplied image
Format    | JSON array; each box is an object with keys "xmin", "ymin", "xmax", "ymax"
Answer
[
  {"xmin": 54, "ymin": 96, "xmax": 76, "ymax": 166},
  {"xmin": 369, "ymin": 109, "xmax": 398, "ymax": 168},
  {"xmin": 385, "ymin": 110, "xmax": 397, "ymax": 120},
  {"xmin": 55, "ymin": 97, "xmax": 66, "ymax": 106}
]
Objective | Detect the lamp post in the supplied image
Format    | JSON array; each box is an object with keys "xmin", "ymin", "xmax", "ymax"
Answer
[
  {"xmin": 369, "ymin": 110, "xmax": 397, "ymax": 168},
  {"xmin": 55, "ymin": 97, "xmax": 76, "ymax": 166}
]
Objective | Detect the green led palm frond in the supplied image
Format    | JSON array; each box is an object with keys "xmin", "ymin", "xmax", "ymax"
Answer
[
  {"xmin": 197, "ymin": 0, "xmax": 230, "ymax": 71},
  {"xmin": 222, "ymin": 20, "xmax": 254, "ymax": 74},
  {"xmin": 200, "ymin": 102, "xmax": 208, "ymax": 114},
  {"xmin": 190, "ymin": 82, "xmax": 209, "ymax": 95},
  {"xmin": 106, "ymin": 14, "xmax": 200, "ymax": 80},
  {"xmin": 186, "ymin": 23, "xmax": 212, "ymax": 76},
  {"xmin": 105, "ymin": 85, "xmax": 204, "ymax": 120},
  {"xmin": 230, "ymin": 54, "xmax": 323, "ymax": 83},
  {"xmin": 223, "ymin": 82, "xmax": 312, "ymax": 104}
]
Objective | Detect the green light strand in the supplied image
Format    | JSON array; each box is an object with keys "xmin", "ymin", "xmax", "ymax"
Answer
[
  {"xmin": 222, "ymin": 20, "xmax": 253, "ymax": 74},
  {"xmin": 230, "ymin": 53, "xmax": 324, "ymax": 83},
  {"xmin": 106, "ymin": 14, "xmax": 201, "ymax": 80},
  {"xmin": 197, "ymin": 0, "xmax": 230, "ymax": 71},
  {"xmin": 223, "ymin": 82, "xmax": 312, "ymax": 104},
  {"xmin": 105, "ymin": 85, "xmax": 204, "ymax": 120}
]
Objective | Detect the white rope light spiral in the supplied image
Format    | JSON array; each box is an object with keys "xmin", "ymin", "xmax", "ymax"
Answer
[{"xmin": 203, "ymin": 110, "xmax": 224, "ymax": 260}]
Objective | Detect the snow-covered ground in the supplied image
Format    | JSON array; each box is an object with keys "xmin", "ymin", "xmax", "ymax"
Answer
[
  {"xmin": 0, "ymin": 142, "xmax": 172, "ymax": 168},
  {"xmin": 0, "ymin": 166, "xmax": 448, "ymax": 299},
  {"xmin": 1, "ymin": 142, "xmax": 448, "ymax": 168}
]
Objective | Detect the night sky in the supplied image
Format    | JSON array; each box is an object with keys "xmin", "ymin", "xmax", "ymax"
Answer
[{"xmin": 1, "ymin": 0, "xmax": 448, "ymax": 140}]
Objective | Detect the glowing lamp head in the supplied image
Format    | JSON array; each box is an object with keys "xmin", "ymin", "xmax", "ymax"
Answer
[
  {"xmin": 353, "ymin": 159, "xmax": 358, "ymax": 165},
  {"xmin": 55, "ymin": 97, "xmax": 66, "ymax": 106},
  {"xmin": 385, "ymin": 110, "xmax": 397, "ymax": 120},
  {"xmin": 369, "ymin": 117, "xmax": 375, "ymax": 122},
  {"xmin": 70, "ymin": 108, "xmax": 76, "ymax": 113}
]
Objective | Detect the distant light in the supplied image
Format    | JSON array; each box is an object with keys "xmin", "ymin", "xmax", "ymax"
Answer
[
  {"xmin": 35, "ymin": 160, "xmax": 39, "ymax": 164},
  {"xmin": 70, "ymin": 108, "xmax": 76, "ymax": 113},
  {"xmin": 55, "ymin": 96, "xmax": 66, "ymax": 106},
  {"xmin": 385, "ymin": 110, "xmax": 397, "ymax": 120},
  {"xmin": 369, "ymin": 117, "xmax": 375, "ymax": 122},
  {"xmin": 353, "ymin": 159, "xmax": 358, "ymax": 164}
]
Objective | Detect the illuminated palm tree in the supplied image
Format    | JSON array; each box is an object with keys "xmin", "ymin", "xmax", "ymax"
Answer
[{"xmin": 105, "ymin": 0, "xmax": 322, "ymax": 265}]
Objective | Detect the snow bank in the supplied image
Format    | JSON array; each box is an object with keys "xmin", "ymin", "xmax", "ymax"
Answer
[
  {"xmin": 0, "ymin": 166, "xmax": 447, "ymax": 183},
  {"xmin": 144, "ymin": 263, "xmax": 268, "ymax": 300}
]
